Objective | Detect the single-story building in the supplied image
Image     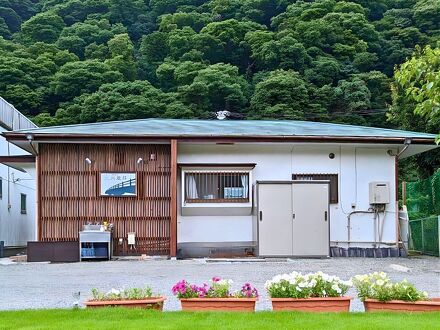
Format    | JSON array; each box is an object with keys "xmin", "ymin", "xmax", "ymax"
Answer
[
  {"xmin": 0, "ymin": 97, "xmax": 37, "ymax": 256},
  {"xmin": 2, "ymin": 119, "xmax": 438, "ymax": 259}
]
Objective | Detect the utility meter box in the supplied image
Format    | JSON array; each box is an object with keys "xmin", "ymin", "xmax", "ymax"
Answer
[{"xmin": 369, "ymin": 182, "xmax": 390, "ymax": 204}]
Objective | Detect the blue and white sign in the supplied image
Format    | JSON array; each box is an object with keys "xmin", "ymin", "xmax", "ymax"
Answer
[{"xmin": 101, "ymin": 173, "xmax": 136, "ymax": 196}]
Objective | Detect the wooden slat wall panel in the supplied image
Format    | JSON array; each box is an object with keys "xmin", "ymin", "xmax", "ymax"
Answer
[{"xmin": 38, "ymin": 143, "xmax": 172, "ymax": 255}]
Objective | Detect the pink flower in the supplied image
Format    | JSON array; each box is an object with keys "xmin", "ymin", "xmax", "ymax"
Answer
[{"xmin": 212, "ymin": 277, "xmax": 221, "ymax": 282}]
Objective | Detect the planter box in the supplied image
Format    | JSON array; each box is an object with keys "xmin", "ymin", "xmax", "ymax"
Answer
[
  {"xmin": 364, "ymin": 298, "xmax": 440, "ymax": 312},
  {"xmin": 180, "ymin": 298, "xmax": 257, "ymax": 311},
  {"xmin": 84, "ymin": 297, "xmax": 166, "ymax": 310},
  {"xmin": 271, "ymin": 297, "xmax": 352, "ymax": 312}
]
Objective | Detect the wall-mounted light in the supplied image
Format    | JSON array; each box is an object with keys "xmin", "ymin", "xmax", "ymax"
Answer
[
  {"xmin": 26, "ymin": 134, "xmax": 33, "ymax": 141},
  {"xmin": 136, "ymin": 157, "xmax": 143, "ymax": 165},
  {"xmin": 149, "ymin": 153, "xmax": 156, "ymax": 161},
  {"xmin": 85, "ymin": 157, "xmax": 92, "ymax": 165}
]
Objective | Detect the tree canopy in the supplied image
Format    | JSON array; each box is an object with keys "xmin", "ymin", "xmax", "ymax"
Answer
[{"xmin": 0, "ymin": 0, "xmax": 439, "ymax": 176}]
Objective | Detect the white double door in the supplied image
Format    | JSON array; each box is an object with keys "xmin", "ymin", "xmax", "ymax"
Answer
[{"xmin": 258, "ymin": 181, "xmax": 330, "ymax": 257}]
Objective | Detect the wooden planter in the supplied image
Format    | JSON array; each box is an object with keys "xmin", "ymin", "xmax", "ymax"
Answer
[
  {"xmin": 84, "ymin": 297, "xmax": 166, "ymax": 310},
  {"xmin": 364, "ymin": 298, "xmax": 440, "ymax": 312},
  {"xmin": 180, "ymin": 298, "xmax": 257, "ymax": 311},
  {"xmin": 271, "ymin": 297, "xmax": 352, "ymax": 312}
]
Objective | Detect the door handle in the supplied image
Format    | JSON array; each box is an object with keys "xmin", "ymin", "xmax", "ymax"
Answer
[
  {"xmin": 324, "ymin": 211, "xmax": 328, "ymax": 222},
  {"xmin": 259, "ymin": 211, "xmax": 263, "ymax": 221},
  {"xmin": 292, "ymin": 213, "xmax": 295, "ymax": 220}
]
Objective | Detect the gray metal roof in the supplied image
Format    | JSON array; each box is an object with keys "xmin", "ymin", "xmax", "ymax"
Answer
[{"xmin": 12, "ymin": 118, "xmax": 436, "ymax": 139}]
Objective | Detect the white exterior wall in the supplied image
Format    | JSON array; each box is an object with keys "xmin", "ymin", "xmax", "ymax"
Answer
[
  {"xmin": 0, "ymin": 97, "xmax": 37, "ymax": 247},
  {"xmin": 0, "ymin": 126, "xmax": 36, "ymax": 246},
  {"xmin": 177, "ymin": 143, "xmax": 398, "ymax": 248}
]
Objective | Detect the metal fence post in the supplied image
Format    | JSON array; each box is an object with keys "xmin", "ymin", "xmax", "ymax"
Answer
[
  {"xmin": 438, "ymin": 216, "xmax": 440, "ymax": 257},
  {"xmin": 421, "ymin": 218, "xmax": 425, "ymax": 254}
]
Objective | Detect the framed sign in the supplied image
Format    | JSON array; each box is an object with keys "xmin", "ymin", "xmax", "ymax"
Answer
[{"xmin": 100, "ymin": 172, "xmax": 136, "ymax": 196}]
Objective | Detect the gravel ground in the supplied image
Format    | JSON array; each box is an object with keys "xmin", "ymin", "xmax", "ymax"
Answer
[{"xmin": 0, "ymin": 257, "xmax": 439, "ymax": 311}]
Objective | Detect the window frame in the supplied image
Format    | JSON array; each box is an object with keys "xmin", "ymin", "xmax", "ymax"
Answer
[
  {"xmin": 0, "ymin": 177, "xmax": 2, "ymax": 199},
  {"xmin": 182, "ymin": 168, "xmax": 252, "ymax": 205},
  {"xmin": 20, "ymin": 193, "xmax": 27, "ymax": 214},
  {"xmin": 292, "ymin": 173, "xmax": 338, "ymax": 204}
]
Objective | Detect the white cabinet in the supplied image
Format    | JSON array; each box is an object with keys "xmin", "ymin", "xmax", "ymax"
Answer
[{"xmin": 257, "ymin": 181, "xmax": 330, "ymax": 257}]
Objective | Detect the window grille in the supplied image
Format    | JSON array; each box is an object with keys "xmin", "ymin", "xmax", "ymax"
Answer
[
  {"xmin": 184, "ymin": 171, "xmax": 250, "ymax": 203},
  {"xmin": 292, "ymin": 173, "xmax": 338, "ymax": 203}
]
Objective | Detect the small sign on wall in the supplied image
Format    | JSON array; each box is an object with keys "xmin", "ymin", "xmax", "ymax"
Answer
[{"xmin": 100, "ymin": 172, "xmax": 136, "ymax": 196}]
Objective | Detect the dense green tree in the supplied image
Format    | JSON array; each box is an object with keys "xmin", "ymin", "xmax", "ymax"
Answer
[
  {"xmin": 391, "ymin": 46, "xmax": 440, "ymax": 138},
  {"xmin": 0, "ymin": 17, "xmax": 11, "ymax": 38},
  {"xmin": 50, "ymin": 60, "xmax": 123, "ymax": 100},
  {"xmin": 47, "ymin": 80, "xmax": 194, "ymax": 124},
  {"xmin": 0, "ymin": 0, "xmax": 37, "ymax": 21},
  {"xmin": 20, "ymin": 11, "xmax": 65, "ymax": 43},
  {"xmin": 249, "ymin": 70, "xmax": 311, "ymax": 120},
  {"xmin": 50, "ymin": 0, "xmax": 110, "ymax": 25},
  {"xmin": 158, "ymin": 12, "xmax": 211, "ymax": 32},
  {"xmin": 0, "ymin": 6, "xmax": 21, "ymax": 33},
  {"xmin": 178, "ymin": 63, "xmax": 250, "ymax": 116},
  {"xmin": 246, "ymin": 31, "xmax": 310, "ymax": 71},
  {"xmin": 0, "ymin": 0, "xmax": 437, "ymax": 179},
  {"xmin": 56, "ymin": 17, "xmax": 126, "ymax": 58},
  {"xmin": 199, "ymin": 19, "xmax": 265, "ymax": 66}
]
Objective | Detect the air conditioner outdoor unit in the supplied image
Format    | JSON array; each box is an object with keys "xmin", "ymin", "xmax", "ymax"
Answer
[{"xmin": 369, "ymin": 182, "xmax": 390, "ymax": 204}]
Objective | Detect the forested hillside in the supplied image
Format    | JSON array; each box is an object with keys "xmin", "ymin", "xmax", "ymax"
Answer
[{"xmin": 0, "ymin": 0, "xmax": 438, "ymax": 132}]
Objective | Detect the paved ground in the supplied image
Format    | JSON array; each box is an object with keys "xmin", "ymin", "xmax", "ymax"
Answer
[{"xmin": 0, "ymin": 257, "xmax": 439, "ymax": 311}]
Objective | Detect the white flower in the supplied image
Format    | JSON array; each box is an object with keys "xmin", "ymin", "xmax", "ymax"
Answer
[
  {"xmin": 281, "ymin": 274, "xmax": 290, "ymax": 281},
  {"xmin": 344, "ymin": 280, "xmax": 353, "ymax": 287},
  {"xmin": 273, "ymin": 275, "xmax": 283, "ymax": 283},
  {"xmin": 376, "ymin": 279, "xmax": 385, "ymax": 286},
  {"xmin": 107, "ymin": 288, "xmax": 120, "ymax": 296},
  {"xmin": 331, "ymin": 284, "xmax": 342, "ymax": 294},
  {"xmin": 218, "ymin": 279, "xmax": 233, "ymax": 286}
]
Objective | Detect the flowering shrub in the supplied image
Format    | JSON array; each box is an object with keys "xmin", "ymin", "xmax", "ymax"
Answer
[
  {"xmin": 172, "ymin": 277, "xmax": 258, "ymax": 299},
  {"xmin": 90, "ymin": 287, "xmax": 154, "ymax": 301},
  {"xmin": 353, "ymin": 272, "xmax": 428, "ymax": 302},
  {"xmin": 265, "ymin": 271, "xmax": 351, "ymax": 298},
  {"xmin": 233, "ymin": 283, "xmax": 259, "ymax": 298}
]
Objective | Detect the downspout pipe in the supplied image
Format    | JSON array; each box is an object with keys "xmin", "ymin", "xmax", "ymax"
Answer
[
  {"xmin": 395, "ymin": 138, "xmax": 412, "ymax": 159},
  {"xmin": 387, "ymin": 138, "xmax": 411, "ymax": 250}
]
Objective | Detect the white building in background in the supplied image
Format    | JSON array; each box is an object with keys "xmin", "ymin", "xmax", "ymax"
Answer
[{"xmin": 0, "ymin": 97, "xmax": 37, "ymax": 252}]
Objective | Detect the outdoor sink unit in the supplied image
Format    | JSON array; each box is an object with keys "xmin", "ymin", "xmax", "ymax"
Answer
[
  {"xmin": 82, "ymin": 224, "xmax": 103, "ymax": 231},
  {"xmin": 79, "ymin": 226, "xmax": 112, "ymax": 261}
]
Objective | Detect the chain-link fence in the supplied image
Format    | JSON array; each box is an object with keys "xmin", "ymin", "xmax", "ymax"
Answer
[
  {"xmin": 406, "ymin": 170, "xmax": 440, "ymax": 256},
  {"xmin": 408, "ymin": 216, "xmax": 440, "ymax": 256}
]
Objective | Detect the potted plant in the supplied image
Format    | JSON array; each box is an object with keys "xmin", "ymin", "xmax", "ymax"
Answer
[
  {"xmin": 172, "ymin": 277, "xmax": 258, "ymax": 311},
  {"xmin": 84, "ymin": 286, "xmax": 166, "ymax": 310},
  {"xmin": 353, "ymin": 272, "xmax": 440, "ymax": 312},
  {"xmin": 265, "ymin": 271, "xmax": 352, "ymax": 312}
]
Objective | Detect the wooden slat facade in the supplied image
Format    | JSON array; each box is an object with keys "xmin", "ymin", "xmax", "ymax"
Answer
[{"xmin": 38, "ymin": 143, "xmax": 172, "ymax": 256}]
